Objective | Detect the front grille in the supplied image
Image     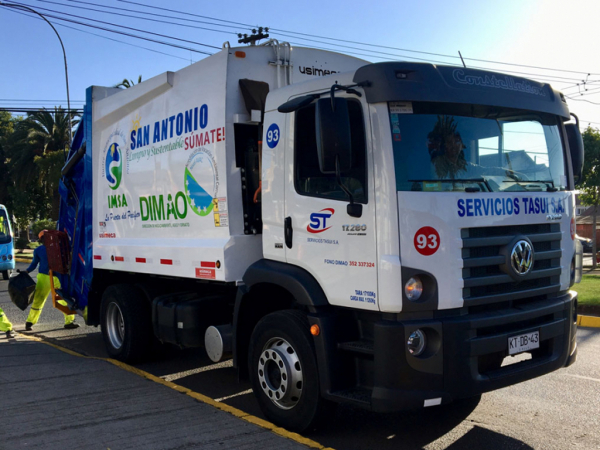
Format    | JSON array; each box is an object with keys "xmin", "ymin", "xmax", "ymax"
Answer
[{"xmin": 461, "ymin": 223, "xmax": 562, "ymax": 310}]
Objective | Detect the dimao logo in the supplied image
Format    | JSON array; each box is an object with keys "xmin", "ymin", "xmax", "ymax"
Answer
[{"xmin": 307, "ymin": 208, "xmax": 335, "ymax": 233}]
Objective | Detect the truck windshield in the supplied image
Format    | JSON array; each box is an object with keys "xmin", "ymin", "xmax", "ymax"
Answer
[
  {"xmin": 0, "ymin": 210, "xmax": 11, "ymax": 244},
  {"xmin": 389, "ymin": 102, "xmax": 567, "ymax": 193}
]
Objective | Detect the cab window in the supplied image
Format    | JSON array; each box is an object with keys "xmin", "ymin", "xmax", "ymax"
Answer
[{"xmin": 294, "ymin": 100, "xmax": 367, "ymax": 203}]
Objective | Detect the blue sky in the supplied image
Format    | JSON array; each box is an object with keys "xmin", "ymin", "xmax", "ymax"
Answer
[{"xmin": 1, "ymin": 0, "xmax": 599, "ymax": 128}]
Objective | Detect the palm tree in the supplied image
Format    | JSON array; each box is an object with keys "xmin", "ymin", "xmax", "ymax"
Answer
[
  {"xmin": 27, "ymin": 107, "xmax": 79, "ymax": 154},
  {"xmin": 9, "ymin": 107, "xmax": 79, "ymax": 220},
  {"xmin": 114, "ymin": 75, "xmax": 142, "ymax": 89}
]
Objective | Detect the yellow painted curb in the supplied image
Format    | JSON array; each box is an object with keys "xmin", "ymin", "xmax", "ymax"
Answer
[
  {"xmin": 16, "ymin": 333, "xmax": 334, "ymax": 450},
  {"xmin": 577, "ymin": 315, "xmax": 600, "ymax": 328}
]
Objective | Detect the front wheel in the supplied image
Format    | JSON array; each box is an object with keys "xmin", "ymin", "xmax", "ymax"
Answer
[
  {"xmin": 2, "ymin": 270, "xmax": 9, "ymax": 280},
  {"xmin": 100, "ymin": 284, "xmax": 153, "ymax": 363},
  {"xmin": 249, "ymin": 310, "xmax": 335, "ymax": 432}
]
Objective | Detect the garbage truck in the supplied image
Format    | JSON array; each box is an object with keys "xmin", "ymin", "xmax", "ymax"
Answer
[{"xmin": 54, "ymin": 40, "xmax": 584, "ymax": 431}]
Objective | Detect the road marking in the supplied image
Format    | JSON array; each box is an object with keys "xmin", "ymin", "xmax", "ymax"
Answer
[
  {"xmin": 563, "ymin": 373, "xmax": 600, "ymax": 383},
  {"xmin": 161, "ymin": 359, "xmax": 233, "ymax": 382},
  {"xmin": 215, "ymin": 388, "xmax": 253, "ymax": 402},
  {"xmin": 15, "ymin": 333, "xmax": 335, "ymax": 450}
]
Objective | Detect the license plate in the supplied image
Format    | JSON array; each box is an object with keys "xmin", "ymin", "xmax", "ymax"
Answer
[{"xmin": 508, "ymin": 331, "xmax": 540, "ymax": 355}]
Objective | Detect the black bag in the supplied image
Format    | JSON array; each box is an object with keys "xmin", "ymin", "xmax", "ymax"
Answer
[{"xmin": 8, "ymin": 272, "xmax": 36, "ymax": 311}]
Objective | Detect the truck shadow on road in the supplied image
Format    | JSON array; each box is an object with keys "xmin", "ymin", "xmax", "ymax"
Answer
[
  {"xmin": 443, "ymin": 425, "xmax": 534, "ymax": 450},
  {"xmin": 306, "ymin": 397, "xmax": 533, "ymax": 450},
  {"xmin": 42, "ymin": 334, "xmax": 535, "ymax": 450}
]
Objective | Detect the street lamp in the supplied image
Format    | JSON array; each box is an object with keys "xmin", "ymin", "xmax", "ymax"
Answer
[{"xmin": 0, "ymin": 1, "xmax": 73, "ymax": 146}]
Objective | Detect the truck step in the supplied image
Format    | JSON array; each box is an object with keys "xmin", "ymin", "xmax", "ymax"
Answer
[
  {"xmin": 330, "ymin": 387, "xmax": 372, "ymax": 407},
  {"xmin": 55, "ymin": 289, "xmax": 77, "ymax": 309},
  {"xmin": 337, "ymin": 340, "xmax": 374, "ymax": 355}
]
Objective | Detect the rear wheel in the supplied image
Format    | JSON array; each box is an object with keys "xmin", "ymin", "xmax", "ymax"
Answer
[
  {"xmin": 2, "ymin": 270, "xmax": 9, "ymax": 280},
  {"xmin": 100, "ymin": 284, "xmax": 153, "ymax": 363},
  {"xmin": 249, "ymin": 310, "xmax": 335, "ymax": 432}
]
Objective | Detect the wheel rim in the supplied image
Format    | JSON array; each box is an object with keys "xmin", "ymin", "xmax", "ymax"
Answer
[
  {"xmin": 258, "ymin": 337, "xmax": 303, "ymax": 410},
  {"xmin": 106, "ymin": 302, "xmax": 125, "ymax": 350}
]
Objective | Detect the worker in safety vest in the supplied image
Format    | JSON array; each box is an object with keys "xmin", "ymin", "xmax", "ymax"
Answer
[
  {"xmin": 18, "ymin": 230, "xmax": 79, "ymax": 331},
  {"xmin": 0, "ymin": 307, "xmax": 16, "ymax": 339}
]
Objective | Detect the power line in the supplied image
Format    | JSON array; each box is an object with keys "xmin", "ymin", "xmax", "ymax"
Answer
[
  {"xmin": 0, "ymin": 99, "xmax": 85, "ymax": 102},
  {"xmin": 117, "ymin": 0, "xmax": 253, "ymax": 28},
  {"xmin": 28, "ymin": 0, "xmax": 242, "ymax": 37},
  {"xmin": 9, "ymin": 8, "xmax": 194, "ymax": 62},
  {"xmin": 276, "ymin": 31, "xmax": 586, "ymax": 83},
  {"xmin": 10, "ymin": 1, "xmax": 220, "ymax": 51},
  {"xmin": 282, "ymin": 39, "xmax": 580, "ymax": 86},
  {"xmin": 0, "ymin": 107, "xmax": 83, "ymax": 113},
  {"xmin": 20, "ymin": 0, "xmax": 596, "ymax": 86},
  {"xmin": 113, "ymin": 0, "xmax": 600, "ymax": 78},
  {"xmin": 6, "ymin": 7, "xmax": 214, "ymax": 55},
  {"xmin": 565, "ymin": 96, "xmax": 600, "ymax": 106},
  {"xmin": 37, "ymin": 0, "xmax": 249, "ymax": 31}
]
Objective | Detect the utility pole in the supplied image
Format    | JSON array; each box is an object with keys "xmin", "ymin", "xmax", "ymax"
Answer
[{"xmin": 238, "ymin": 27, "xmax": 269, "ymax": 46}]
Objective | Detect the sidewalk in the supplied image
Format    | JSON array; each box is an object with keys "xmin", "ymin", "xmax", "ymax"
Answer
[
  {"xmin": 0, "ymin": 335, "xmax": 321, "ymax": 450},
  {"xmin": 583, "ymin": 267, "xmax": 600, "ymax": 276}
]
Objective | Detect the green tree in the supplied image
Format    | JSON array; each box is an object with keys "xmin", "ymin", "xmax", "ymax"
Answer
[
  {"xmin": 114, "ymin": 75, "xmax": 142, "ymax": 89},
  {"xmin": 8, "ymin": 107, "xmax": 79, "ymax": 221},
  {"xmin": 0, "ymin": 111, "xmax": 21, "ymax": 212},
  {"xmin": 32, "ymin": 218, "xmax": 57, "ymax": 238},
  {"xmin": 580, "ymin": 126, "xmax": 600, "ymax": 268},
  {"xmin": 9, "ymin": 188, "xmax": 46, "ymax": 241}
]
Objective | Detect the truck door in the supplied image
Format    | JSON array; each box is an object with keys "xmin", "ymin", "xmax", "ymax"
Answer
[{"xmin": 282, "ymin": 97, "xmax": 378, "ymax": 310}]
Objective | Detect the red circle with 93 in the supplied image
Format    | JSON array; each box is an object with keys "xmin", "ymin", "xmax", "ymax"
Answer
[{"xmin": 414, "ymin": 226, "xmax": 440, "ymax": 256}]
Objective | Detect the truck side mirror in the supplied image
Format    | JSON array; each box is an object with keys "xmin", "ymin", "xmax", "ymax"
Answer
[
  {"xmin": 565, "ymin": 122, "xmax": 584, "ymax": 185},
  {"xmin": 315, "ymin": 98, "xmax": 352, "ymax": 174}
]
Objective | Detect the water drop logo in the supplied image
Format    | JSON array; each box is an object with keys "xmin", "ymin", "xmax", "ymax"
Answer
[
  {"xmin": 105, "ymin": 142, "xmax": 122, "ymax": 190},
  {"xmin": 184, "ymin": 148, "xmax": 219, "ymax": 217}
]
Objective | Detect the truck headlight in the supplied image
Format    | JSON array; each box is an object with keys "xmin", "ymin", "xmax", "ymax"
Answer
[
  {"xmin": 407, "ymin": 329, "xmax": 426, "ymax": 356},
  {"xmin": 405, "ymin": 277, "xmax": 423, "ymax": 301}
]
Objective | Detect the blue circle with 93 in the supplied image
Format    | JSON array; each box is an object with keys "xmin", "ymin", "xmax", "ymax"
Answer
[{"xmin": 266, "ymin": 123, "xmax": 280, "ymax": 148}]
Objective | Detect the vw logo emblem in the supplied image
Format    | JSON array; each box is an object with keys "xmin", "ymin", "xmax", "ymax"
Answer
[{"xmin": 511, "ymin": 240, "xmax": 534, "ymax": 276}]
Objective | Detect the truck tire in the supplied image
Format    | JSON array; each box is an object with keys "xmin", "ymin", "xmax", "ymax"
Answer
[
  {"xmin": 2, "ymin": 270, "xmax": 9, "ymax": 280},
  {"xmin": 100, "ymin": 284, "xmax": 153, "ymax": 363},
  {"xmin": 249, "ymin": 310, "xmax": 335, "ymax": 432}
]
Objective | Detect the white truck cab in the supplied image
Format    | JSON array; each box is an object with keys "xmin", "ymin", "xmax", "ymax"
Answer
[{"xmin": 55, "ymin": 42, "xmax": 583, "ymax": 432}]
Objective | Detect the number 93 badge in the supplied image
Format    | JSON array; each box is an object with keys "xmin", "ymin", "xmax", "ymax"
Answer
[
  {"xmin": 414, "ymin": 226, "xmax": 440, "ymax": 256},
  {"xmin": 266, "ymin": 123, "xmax": 280, "ymax": 149}
]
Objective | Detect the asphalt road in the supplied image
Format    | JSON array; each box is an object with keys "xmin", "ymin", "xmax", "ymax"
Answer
[{"xmin": 2, "ymin": 262, "xmax": 600, "ymax": 450}]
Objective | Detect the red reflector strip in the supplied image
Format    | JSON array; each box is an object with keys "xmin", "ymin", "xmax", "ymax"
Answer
[
  {"xmin": 78, "ymin": 253, "xmax": 85, "ymax": 265},
  {"xmin": 93, "ymin": 255, "xmax": 102, "ymax": 260},
  {"xmin": 115, "ymin": 256, "xmax": 124, "ymax": 262},
  {"xmin": 136, "ymin": 257, "xmax": 146, "ymax": 263},
  {"xmin": 161, "ymin": 259, "xmax": 173, "ymax": 265},
  {"xmin": 200, "ymin": 261, "xmax": 216, "ymax": 268}
]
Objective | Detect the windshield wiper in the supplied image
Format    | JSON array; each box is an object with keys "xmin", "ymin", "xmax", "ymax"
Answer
[
  {"xmin": 409, "ymin": 178, "xmax": 493, "ymax": 192},
  {"xmin": 502, "ymin": 180, "xmax": 558, "ymax": 192}
]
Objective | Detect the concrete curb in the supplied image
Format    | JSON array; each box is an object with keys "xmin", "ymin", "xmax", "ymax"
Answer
[
  {"xmin": 14, "ymin": 257, "xmax": 32, "ymax": 263},
  {"xmin": 578, "ymin": 315, "xmax": 600, "ymax": 328}
]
